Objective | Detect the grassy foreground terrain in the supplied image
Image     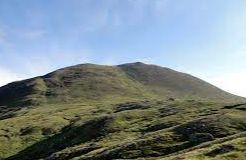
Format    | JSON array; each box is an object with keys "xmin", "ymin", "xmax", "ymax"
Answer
[{"xmin": 0, "ymin": 62, "xmax": 245, "ymax": 160}]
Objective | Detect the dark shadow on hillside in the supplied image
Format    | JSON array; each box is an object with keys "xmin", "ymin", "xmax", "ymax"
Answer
[
  {"xmin": 0, "ymin": 106, "xmax": 22, "ymax": 120},
  {"xmin": 114, "ymin": 101, "xmax": 150, "ymax": 113},
  {"xmin": 6, "ymin": 116, "xmax": 112, "ymax": 160},
  {"xmin": 79, "ymin": 136, "xmax": 197, "ymax": 160}
]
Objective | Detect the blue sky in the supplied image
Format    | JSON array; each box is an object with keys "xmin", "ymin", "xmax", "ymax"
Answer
[{"xmin": 0, "ymin": 0, "xmax": 246, "ymax": 97}]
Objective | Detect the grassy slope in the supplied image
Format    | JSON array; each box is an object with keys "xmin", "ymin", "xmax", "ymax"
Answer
[
  {"xmin": 0, "ymin": 62, "xmax": 245, "ymax": 159},
  {"xmin": 0, "ymin": 100, "xmax": 245, "ymax": 159},
  {"xmin": 0, "ymin": 64, "xmax": 155, "ymax": 107},
  {"xmin": 162, "ymin": 131, "xmax": 246, "ymax": 160},
  {"xmin": 0, "ymin": 63, "xmax": 243, "ymax": 107},
  {"xmin": 118, "ymin": 62, "xmax": 243, "ymax": 101}
]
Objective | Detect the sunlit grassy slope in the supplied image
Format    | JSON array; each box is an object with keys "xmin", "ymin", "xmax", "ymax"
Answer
[
  {"xmin": 0, "ymin": 62, "xmax": 245, "ymax": 159},
  {"xmin": 0, "ymin": 62, "xmax": 243, "ymax": 107}
]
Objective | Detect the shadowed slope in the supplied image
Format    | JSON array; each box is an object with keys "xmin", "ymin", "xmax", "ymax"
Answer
[{"xmin": 118, "ymin": 62, "xmax": 242, "ymax": 101}]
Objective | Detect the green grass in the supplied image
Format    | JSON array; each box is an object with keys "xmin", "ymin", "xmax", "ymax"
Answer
[
  {"xmin": 0, "ymin": 63, "xmax": 244, "ymax": 108},
  {"xmin": 162, "ymin": 132, "xmax": 246, "ymax": 160},
  {"xmin": 0, "ymin": 63, "xmax": 245, "ymax": 159},
  {"xmin": 0, "ymin": 99, "xmax": 244, "ymax": 160}
]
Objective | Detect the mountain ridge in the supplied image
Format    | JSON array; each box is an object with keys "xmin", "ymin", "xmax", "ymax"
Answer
[{"xmin": 0, "ymin": 62, "xmax": 244, "ymax": 107}]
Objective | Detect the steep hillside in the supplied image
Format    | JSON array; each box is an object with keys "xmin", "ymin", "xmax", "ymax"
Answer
[
  {"xmin": 119, "ymin": 62, "xmax": 240, "ymax": 101},
  {"xmin": 0, "ymin": 62, "xmax": 243, "ymax": 107},
  {"xmin": 0, "ymin": 63, "xmax": 149, "ymax": 107},
  {"xmin": 0, "ymin": 62, "xmax": 245, "ymax": 160}
]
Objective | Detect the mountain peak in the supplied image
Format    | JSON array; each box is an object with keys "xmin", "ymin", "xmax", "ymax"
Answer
[
  {"xmin": 0, "ymin": 63, "xmax": 244, "ymax": 107},
  {"xmin": 119, "ymin": 62, "xmax": 147, "ymax": 66}
]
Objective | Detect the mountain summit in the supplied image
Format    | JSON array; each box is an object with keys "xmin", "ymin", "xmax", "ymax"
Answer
[{"xmin": 0, "ymin": 62, "xmax": 243, "ymax": 107}]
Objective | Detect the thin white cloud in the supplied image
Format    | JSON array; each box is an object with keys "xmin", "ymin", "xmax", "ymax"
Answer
[
  {"xmin": 20, "ymin": 29, "xmax": 46, "ymax": 40},
  {"xmin": 0, "ymin": 48, "xmax": 93, "ymax": 87},
  {"xmin": 76, "ymin": 0, "xmax": 165, "ymax": 32},
  {"xmin": 204, "ymin": 72, "xmax": 246, "ymax": 98},
  {"xmin": 0, "ymin": 67, "xmax": 27, "ymax": 86},
  {"xmin": 19, "ymin": 48, "xmax": 93, "ymax": 76},
  {"xmin": 172, "ymin": 64, "xmax": 246, "ymax": 98},
  {"xmin": 50, "ymin": 49, "xmax": 93, "ymax": 66}
]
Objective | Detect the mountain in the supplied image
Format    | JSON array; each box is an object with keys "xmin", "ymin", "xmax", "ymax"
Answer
[
  {"xmin": 0, "ymin": 62, "xmax": 245, "ymax": 160},
  {"xmin": 0, "ymin": 62, "xmax": 243, "ymax": 107}
]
